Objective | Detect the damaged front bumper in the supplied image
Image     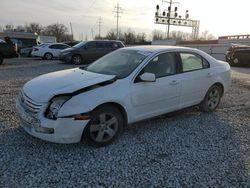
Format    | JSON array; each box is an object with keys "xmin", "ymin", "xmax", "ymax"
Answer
[{"xmin": 16, "ymin": 100, "xmax": 89, "ymax": 144}]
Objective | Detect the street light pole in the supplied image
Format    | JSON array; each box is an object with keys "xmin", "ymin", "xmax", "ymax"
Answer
[
  {"xmin": 162, "ymin": 0, "xmax": 179, "ymax": 39},
  {"xmin": 167, "ymin": 0, "xmax": 172, "ymax": 39}
]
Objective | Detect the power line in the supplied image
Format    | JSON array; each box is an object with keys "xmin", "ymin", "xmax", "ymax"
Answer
[
  {"xmin": 97, "ymin": 16, "xmax": 103, "ymax": 38},
  {"xmin": 113, "ymin": 3, "xmax": 122, "ymax": 40}
]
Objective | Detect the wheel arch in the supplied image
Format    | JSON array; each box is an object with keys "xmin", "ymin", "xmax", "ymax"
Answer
[
  {"xmin": 93, "ymin": 102, "xmax": 128, "ymax": 126},
  {"xmin": 212, "ymin": 82, "xmax": 224, "ymax": 96}
]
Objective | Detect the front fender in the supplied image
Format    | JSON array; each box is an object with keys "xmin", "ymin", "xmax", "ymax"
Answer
[{"xmin": 57, "ymin": 82, "xmax": 129, "ymax": 119}]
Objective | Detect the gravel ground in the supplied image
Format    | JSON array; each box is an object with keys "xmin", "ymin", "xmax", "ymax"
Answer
[{"xmin": 0, "ymin": 58, "xmax": 250, "ymax": 187}]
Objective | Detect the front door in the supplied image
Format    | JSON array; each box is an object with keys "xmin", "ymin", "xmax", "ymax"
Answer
[{"xmin": 130, "ymin": 52, "xmax": 181, "ymax": 122}]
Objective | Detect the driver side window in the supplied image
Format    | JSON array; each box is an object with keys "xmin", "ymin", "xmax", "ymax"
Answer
[{"xmin": 143, "ymin": 53, "xmax": 177, "ymax": 78}]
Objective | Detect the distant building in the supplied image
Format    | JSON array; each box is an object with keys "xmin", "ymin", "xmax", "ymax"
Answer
[
  {"xmin": 37, "ymin": 35, "xmax": 56, "ymax": 44},
  {"xmin": 0, "ymin": 31, "xmax": 37, "ymax": 50},
  {"xmin": 0, "ymin": 31, "xmax": 57, "ymax": 51}
]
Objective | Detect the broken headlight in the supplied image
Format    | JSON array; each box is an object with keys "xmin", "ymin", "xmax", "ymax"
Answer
[{"xmin": 46, "ymin": 96, "xmax": 71, "ymax": 120}]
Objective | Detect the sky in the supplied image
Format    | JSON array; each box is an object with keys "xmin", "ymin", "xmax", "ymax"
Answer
[{"xmin": 0, "ymin": 0, "xmax": 249, "ymax": 40}]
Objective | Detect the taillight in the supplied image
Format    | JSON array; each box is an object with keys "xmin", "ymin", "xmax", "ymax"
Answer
[{"xmin": 34, "ymin": 48, "xmax": 39, "ymax": 51}]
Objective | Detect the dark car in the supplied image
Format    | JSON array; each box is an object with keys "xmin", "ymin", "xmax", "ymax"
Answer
[
  {"xmin": 59, "ymin": 40, "xmax": 125, "ymax": 64},
  {"xmin": 63, "ymin": 41, "xmax": 80, "ymax": 47},
  {"xmin": 0, "ymin": 39, "xmax": 18, "ymax": 64},
  {"xmin": 225, "ymin": 44, "xmax": 250, "ymax": 67}
]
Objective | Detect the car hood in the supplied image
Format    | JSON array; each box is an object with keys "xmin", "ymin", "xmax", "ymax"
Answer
[{"xmin": 23, "ymin": 68, "xmax": 116, "ymax": 103}]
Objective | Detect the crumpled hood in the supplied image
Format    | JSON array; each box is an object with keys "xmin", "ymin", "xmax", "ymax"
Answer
[{"xmin": 23, "ymin": 68, "xmax": 115, "ymax": 103}]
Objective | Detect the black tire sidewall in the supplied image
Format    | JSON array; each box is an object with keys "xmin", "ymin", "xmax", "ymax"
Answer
[
  {"xmin": 201, "ymin": 85, "xmax": 222, "ymax": 112},
  {"xmin": 83, "ymin": 106, "xmax": 124, "ymax": 146}
]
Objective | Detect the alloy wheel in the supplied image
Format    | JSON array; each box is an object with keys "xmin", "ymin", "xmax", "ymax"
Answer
[
  {"xmin": 89, "ymin": 113, "xmax": 119, "ymax": 143},
  {"xmin": 207, "ymin": 88, "xmax": 220, "ymax": 110}
]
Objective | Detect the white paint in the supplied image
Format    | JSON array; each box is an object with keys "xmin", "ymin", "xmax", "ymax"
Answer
[{"xmin": 17, "ymin": 46, "xmax": 231, "ymax": 143}]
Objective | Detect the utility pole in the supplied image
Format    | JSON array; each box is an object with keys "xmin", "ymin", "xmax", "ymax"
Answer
[
  {"xmin": 97, "ymin": 17, "xmax": 103, "ymax": 38},
  {"xmin": 70, "ymin": 22, "xmax": 74, "ymax": 41},
  {"xmin": 113, "ymin": 3, "xmax": 122, "ymax": 40}
]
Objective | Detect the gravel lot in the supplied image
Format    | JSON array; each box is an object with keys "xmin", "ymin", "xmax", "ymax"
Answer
[{"xmin": 0, "ymin": 58, "xmax": 250, "ymax": 187}]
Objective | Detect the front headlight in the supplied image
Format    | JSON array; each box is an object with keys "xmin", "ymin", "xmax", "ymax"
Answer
[{"xmin": 46, "ymin": 96, "xmax": 71, "ymax": 120}]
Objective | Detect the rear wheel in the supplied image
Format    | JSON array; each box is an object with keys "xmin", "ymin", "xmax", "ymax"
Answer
[
  {"xmin": 44, "ymin": 53, "xmax": 53, "ymax": 60},
  {"xmin": 84, "ymin": 106, "xmax": 124, "ymax": 146},
  {"xmin": 72, "ymin": 55, "xmax": 83, "ymax": 64},
  {"xmin": 200, "ymin": 85, "xmax": 222, "ymax": 112},
  {"xmin": 0, "ymin": 54, "xmax": 3, "ymax": 64}
]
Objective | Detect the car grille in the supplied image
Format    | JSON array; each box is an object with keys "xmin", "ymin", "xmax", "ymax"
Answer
[{"xmin": 19, "ymin": 91, "xmax": 43, "ymax": 114}]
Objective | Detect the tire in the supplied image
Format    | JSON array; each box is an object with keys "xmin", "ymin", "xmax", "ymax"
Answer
[
  {"xmin": 0, "ymin": 54, "xmax": 3, "ymax": 65},
  {"xmin": 71, "ymin": 55, "xmax": 83, "ymax": 65},
  {"xmin": 83, "ymin": 106, "xmax": 124, "ymax": 146},
  {"xmin": 44, "ymin": 53, "xmax": 53, "ymax": 60},
  {"xmin": 200, "ymin": 85, "xmax": 222, "ymax": 112}
]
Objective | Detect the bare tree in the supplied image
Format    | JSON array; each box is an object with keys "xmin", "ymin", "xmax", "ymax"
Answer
[
  {"xmin": 15, "ymin": 25, "xmax": 26, "ymax": 32},
  {"xmin": 4, "ymin": 24, "xmax": 15, "ymax": 31},
  {"xmin": 199, "ymin": 30, "xmax": 216, "ymax": 40},
  {"xmin": 25, "ymin": 23, "xmax": 43, "ymax": 34},
  {"xmin": 152, "ymin": 30, "xmax": 164, "ymax": 40},
  {"xmin": 124, "ymin": 29, "xmax": 136, "ymax": 45},
  {"xmin": 136, "ymin": 33, "xmax": 147, "ymax": 43},
  {"xmin": 106, "ymin": 29, "xmax": 116, "ymax": 40},
  {"xmin": 170, "ymin": 31, "xmax": 192, "ymax": 40},
  {"xmin": 43, "ymin": 23, "xmax": 69, "ymax": 42}
]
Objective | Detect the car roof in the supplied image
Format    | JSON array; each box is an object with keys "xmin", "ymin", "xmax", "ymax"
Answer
[
  {"xmin": 89, "ymin": 40, "xmax": 123, "ymax": 43},
  {"xmin": 124, "ymin": 45, "xmax": 194, "ymax": 53}
]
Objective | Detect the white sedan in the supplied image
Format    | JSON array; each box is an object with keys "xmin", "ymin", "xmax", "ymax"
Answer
[
  {"xmin": 31, "ymin": 43, "xmax": 70, "ymax": 60},
  {"xmin": 16, "ymin": 46, "xmax": 231, "ymax": 146}
]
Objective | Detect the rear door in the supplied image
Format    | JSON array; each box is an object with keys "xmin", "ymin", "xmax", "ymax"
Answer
[
  {"xmin": 95, "ymin": 41, "xmax": 108, "ymax": 59},
  {"xmin": 83, "ymin": 41, "xmax": 97, "ymax": 62},
  {"xmin": 178, "ymin": 52, "xmax": 212, "ymax": 108}
]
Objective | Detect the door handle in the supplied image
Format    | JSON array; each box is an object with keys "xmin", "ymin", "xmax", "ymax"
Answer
[
  {"xmin": 207, "ymin": 73, "xmax": 213, "ymax": 78},
  {"xmin": 170, "ymin": 80, "xmax": 180, "ymax": 85}
]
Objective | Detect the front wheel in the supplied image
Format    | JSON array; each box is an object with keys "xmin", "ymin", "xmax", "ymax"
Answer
[
  {"xmin": 72, "ymin": 55, "xmax": 83, "ymax": 64},
  {"xmin": 200, "ymin": 85, "xmax": 222, "ymax": 112},
  {"xmin": 83, "ymin": 106, "xmax": 124, "ymax": 146}
]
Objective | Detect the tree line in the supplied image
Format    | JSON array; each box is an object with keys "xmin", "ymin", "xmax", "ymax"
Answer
[
  {"xmin": 3, "ymin": 23, "xmax": 72, "ymax": 42},
  {"xmin": 2, "ymin": 23, "xmax": 215, "ymax": 44}
]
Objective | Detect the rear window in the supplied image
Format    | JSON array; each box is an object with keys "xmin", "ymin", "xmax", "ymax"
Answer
[{"xmin": 180, "ymin": 53, "xmax": 209, "ymax": 72}]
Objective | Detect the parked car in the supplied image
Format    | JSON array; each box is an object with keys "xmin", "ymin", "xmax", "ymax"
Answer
[
  {"xmin": 16, "ymin": 46, "xmax": 231, "ymax": 146},
  {"xmin": 20, "ymin": 47, "xmax": 33, "ymax": 57},
  {"xmin": 225, "ymin": 44, "xmax": 250, "ymax": 67},
  {"xmin": 31, "ymin": 43, "xmax": 70, "ymax": 60},
  {"xmin": 59, "ymin": 40, "xmax": 125, "ymax": 64},
  {"xmin": 0, "ymin": 40, "xmax": 18, "ymax": 64}
]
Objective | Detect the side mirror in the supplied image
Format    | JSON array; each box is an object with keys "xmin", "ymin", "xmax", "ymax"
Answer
[{"xmin": 139, "ymin": 72, "xmax": 156, "ymax": 82}]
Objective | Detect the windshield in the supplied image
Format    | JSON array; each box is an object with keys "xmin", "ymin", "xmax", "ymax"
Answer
[
  {"xmin": 73, "ymin": 41, "xmax": 87, "ymax": 48},
  {"xmin": 84, "ymin": 49, "xmax": 152, "ymax": 79}
]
